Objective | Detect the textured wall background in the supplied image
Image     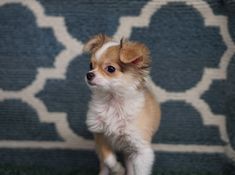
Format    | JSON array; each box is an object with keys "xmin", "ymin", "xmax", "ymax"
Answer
[{"xmin": 0, "ymin": 0, "xmax": 235, "ymax": 174}]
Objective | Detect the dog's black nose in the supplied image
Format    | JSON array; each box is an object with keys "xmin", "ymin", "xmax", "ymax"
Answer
[{"xmin": 86, "ymin": 72, "xmax": 95, "ymax": 81}]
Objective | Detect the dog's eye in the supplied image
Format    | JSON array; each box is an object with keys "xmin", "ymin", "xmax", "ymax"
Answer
[
  {"xmin": 106, "ymin": 66, "xmax": 116, "ymax": 73},
  {"xmin": 89, "ymin": 62, "xmax": 93, "ymax": 70}
]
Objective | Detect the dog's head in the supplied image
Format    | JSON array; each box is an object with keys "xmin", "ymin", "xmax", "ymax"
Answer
[{"xmin": 83, "ymin": 34, "xmax": 151, "ymax": 93}]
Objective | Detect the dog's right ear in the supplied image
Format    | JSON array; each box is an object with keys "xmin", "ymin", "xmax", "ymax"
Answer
[{"xmin": 83, "ymin": 34, "xmax": 111, "ymax": 54}]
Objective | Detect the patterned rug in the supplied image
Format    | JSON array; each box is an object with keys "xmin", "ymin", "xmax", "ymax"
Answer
[{"xmin": 0, "ymin": 0, "xmax": 235, "ymax": 174}]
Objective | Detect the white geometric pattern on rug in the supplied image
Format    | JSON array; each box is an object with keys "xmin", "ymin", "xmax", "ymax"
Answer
[{"xmin": 0, "ymin": 0, "xmax": 234, "ymax": 162}]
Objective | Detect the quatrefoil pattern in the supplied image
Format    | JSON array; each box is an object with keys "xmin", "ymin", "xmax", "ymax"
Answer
[{"xmin": 0, "ymin": 0, "xmax": 234, "ymax": 173}]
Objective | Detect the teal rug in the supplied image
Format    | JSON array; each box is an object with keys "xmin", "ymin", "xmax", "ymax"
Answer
[{"xmin": 0, "ymin": 0, "xmax": 235, "ymax": 174}]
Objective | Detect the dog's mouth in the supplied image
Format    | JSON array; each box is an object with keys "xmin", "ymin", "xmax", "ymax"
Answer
[
  {"xmin": 85, "ymin": 77, "xmax": 96, "ymax": 87},
  {"xmin": 87, "ymin": 81, "xmax": 97, "ymax": 86}
]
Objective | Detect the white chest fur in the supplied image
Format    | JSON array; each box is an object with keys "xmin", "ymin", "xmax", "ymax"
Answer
[{"xmin": 86, "ymin": 90, "xmax": 145, "ymax": 146}]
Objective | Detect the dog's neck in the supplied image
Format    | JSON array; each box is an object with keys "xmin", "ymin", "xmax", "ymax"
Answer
[
  {"xmin": 90, "ymin": 87, "xmax": 145, "ymax": 124},
  {"xmin": 91, "ymin": 87, "xmax": 145, "ymax": 102}
]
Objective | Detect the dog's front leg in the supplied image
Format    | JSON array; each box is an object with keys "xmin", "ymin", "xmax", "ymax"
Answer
[
  {"xmin": 132, "ymin": 147, "xmax": 154, "ymax": 175},
  {"xmin": 95, "ymin": 133, "xmax": 125, "ymax": 175},
  {"xmin": 124, "ymin": 154, "xmax": 134, "ymax": 175}
]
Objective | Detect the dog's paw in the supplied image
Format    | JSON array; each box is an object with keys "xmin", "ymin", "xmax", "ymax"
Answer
[
  {"xmin": 98, "ymin": 167, "xmax": 109, "ymax": 175},
  {"xmin": 110, "ymin": 162, "xmax": 125, "ymax": 175}
]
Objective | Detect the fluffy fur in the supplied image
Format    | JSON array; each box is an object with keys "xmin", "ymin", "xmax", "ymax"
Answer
[{"xmin": 84, "ymin": 34, "xmax": 161, "ymax": 175}]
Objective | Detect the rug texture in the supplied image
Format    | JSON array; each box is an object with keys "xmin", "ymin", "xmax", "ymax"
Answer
[{"xmin": 0, "ymin": 0, "xmax": 235, "ymax": 174}]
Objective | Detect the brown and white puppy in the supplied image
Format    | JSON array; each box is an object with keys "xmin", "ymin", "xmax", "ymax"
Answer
[{"xmin": 84, "ymin": 34, "xmax": 161, "ymax": 175}]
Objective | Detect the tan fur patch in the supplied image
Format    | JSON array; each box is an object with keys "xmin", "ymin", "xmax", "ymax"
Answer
[{"xmin": 135, "ymin": 89, "xmax": 161, "ymax": 142}]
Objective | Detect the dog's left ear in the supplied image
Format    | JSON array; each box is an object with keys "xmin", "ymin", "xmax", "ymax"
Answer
[
  {"xmin": 83, "ymin": 34, "xmax": 111, "ymax": 54},
  {"xmin": 120, "ymin": 41, "xmax": 150, "ymax": 68}
]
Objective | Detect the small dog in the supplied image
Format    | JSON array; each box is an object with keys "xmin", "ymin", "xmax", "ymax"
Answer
[{"xmin": 84, "ymin": 34, "xmax": 161, "ymax": 175}]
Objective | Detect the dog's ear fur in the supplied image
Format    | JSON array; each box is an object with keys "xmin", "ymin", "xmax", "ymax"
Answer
[
  {"xmin": 83, "ymin": 34, "xmax": 111, "ymax": 54},
  {"xmin": 120, "ymin": 41, "xmax": 150, "ymax": 68}
]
